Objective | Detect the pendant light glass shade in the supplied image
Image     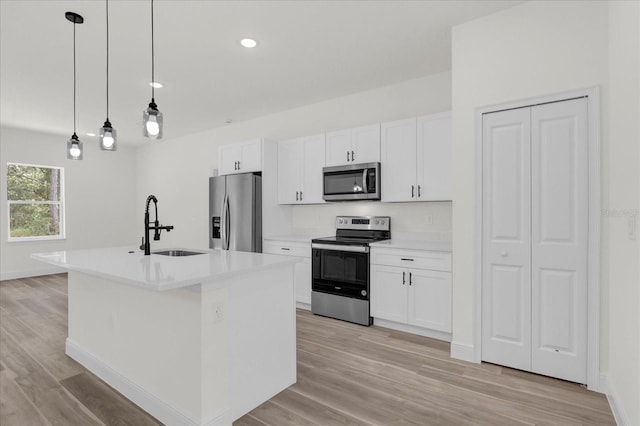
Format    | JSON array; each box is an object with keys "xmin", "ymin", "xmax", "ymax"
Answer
[
  {"xmin": 143, "ymin": 0, "xmax": 163, "ymax": 139},
  {"xmin": 143, "ymin": 100, "xmax": 163, "ymax": 139},
  {"xmin": 100, "ymin": 120, "xmax": 117, "ymax": 150},
  {"xmin": 100, "ymin": 0, "xmax": 117, "ymax": 151},
  {"xmin": 65, "ymin": 11, "xmax": 84, "ymax": 160},
  {"xmin": 67, "ymin": 133, "xmax": 83, "ymax": 160}
]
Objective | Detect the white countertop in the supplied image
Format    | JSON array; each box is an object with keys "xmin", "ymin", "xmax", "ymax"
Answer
[
  {"xmin": 369, "ymin": 239, "xmax": 452, "ymax": 252},
  {"xmin": 32, "ymin": 246, "xmax": 300, "ymax": 291}
]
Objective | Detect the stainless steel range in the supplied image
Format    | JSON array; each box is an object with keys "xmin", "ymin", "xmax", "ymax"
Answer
[{"xmin": 311, "ymin": 216, "xmax": 391, "ymax": 326}]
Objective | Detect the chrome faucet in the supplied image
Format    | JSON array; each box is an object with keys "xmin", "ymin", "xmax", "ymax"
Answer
[{"xmin": 141, "ymin": 195, "xmax": 174, "ymax": 255}]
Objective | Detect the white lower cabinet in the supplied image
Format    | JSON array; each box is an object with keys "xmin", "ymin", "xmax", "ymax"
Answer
[
  {"xmin": 370, "ymin": 247, "xmax": 452, "ymax": 335},
  {"xmin": 263, "ymin": 240, "xmax": 311, "ymax": 307}
]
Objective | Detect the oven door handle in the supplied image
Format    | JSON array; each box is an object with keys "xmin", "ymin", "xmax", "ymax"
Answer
[{"xmin": 311, "ymin": 243, "xmax": 369, "ymax": 253}]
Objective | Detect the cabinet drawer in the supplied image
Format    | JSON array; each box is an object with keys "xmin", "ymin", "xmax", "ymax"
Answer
[
  {"xmin": 371, "ymin": 248, "xmax": 451, "ymax": 272},
  {"xmin": 263, "ymin": 240, "xmax": 311, "ymax": 258}
]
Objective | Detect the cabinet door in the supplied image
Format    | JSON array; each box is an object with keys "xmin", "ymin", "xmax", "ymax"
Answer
[
  {"xmin": 407, "ymin": 269, "xmax": 451, "ymax": 332},
  {"xmin": 295, "ymin": 258, "xmax": 312, "ymax": 305},
  {"xmin": 380, "ymin": 118, "xmax": 417, "ymax": 202},
  {"xmin": 219, "ymin": 145, "xmax": 242, "ymax": 175},
  {"xmin": 370, "ymin": 264, "xmax": 407, "ymax": 323},
  {"xmin": 352, "ymin": 124, "xmax": 380, "ymax": 164},
  {"xmin": 325, "ymin": 129, "xmax": 352, "ymax": 167},
  {"xmin": 301, "ymin": 134, "xmax": 325, "ymax": 204},
  {"xmin": 277, "ymin": 139, "xmax": 302, "ymax": 204},
  {"xmin": 239, "ymin": 139, "xmax": 262, "ymax": 173},
  {"xmin": 417, "ymin": 113, "xmax": 452, "ymax": 201}
]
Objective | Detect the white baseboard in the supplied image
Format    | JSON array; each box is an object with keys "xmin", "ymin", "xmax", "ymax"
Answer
[
  {"xmin": 450, "ymin": 341, "xmax": 478, "ymax": 363},
  {"xmin": 296, "ymin": 301, "xmax": 311, "ymax": 311},
  {"xmin": 1, "ymin": 266, "xmax": 66, "ymax": 281},
  {"xmin": 373, "ymin": 318, "xmax": 452, "ymax": 342},
  {"xmin": 66, "ymin": 339, "xmax": 231, "ymax": 426},
  {"xmin": 599, "ymin": 373, "xmax": 631, "ymax": 426}
]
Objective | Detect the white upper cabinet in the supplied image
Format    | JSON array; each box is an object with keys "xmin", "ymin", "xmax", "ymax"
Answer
[
  {"xmin": 381, "ymin": 118, "xmax": 418, "ymax": 202},
  {"xmin": 417, "ymin": 112, "xmax": 452, "ymax": 201},
  {"xmin": 219, "ymin": 139, "xmax": 262, "ymax": 175},
  {"xmin": 381, "ymin": 112, "xmax": 452, "ymax": 202},
  {"xmin": 325, "ymin": 124, "xmax": 380, "ymax": 167},
  {"xmin": 277, "ymin": 134, "xmax": 325, "ymax": 204}
]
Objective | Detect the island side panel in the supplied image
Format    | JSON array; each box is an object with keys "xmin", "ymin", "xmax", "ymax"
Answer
[
  {"xmin": 204, "ymin": 263, "xmax": 297, "ymax": 422},
  {"xmin": 66, "ymin": 271, "xmax": 207, "ymax": 423}
]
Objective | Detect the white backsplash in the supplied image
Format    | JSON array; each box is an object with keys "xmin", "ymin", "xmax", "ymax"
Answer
[{"xmin": 292, "ymin": 201, "xmax": 452, "ymax": 234}]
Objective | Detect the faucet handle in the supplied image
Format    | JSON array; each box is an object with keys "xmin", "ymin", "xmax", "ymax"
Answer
[{"xmin": 139, "ymin": 237, "xmax": 145, "ymax": 251}]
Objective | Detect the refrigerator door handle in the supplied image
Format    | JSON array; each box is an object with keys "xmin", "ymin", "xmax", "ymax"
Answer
[
  {"xmin": 220, "ymin": 194, "xmax": 228, "ymax": 250},
  {"xmin": 224, "ymin": 193, "xmax": 231, "ymax": 250}
]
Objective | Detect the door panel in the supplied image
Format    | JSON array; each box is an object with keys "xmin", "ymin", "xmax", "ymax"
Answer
[
  {"xmin": 407, "ymin": 269, "xmax": 451, "ymax": 332},
  {"xmin": 531, "ymin": 98, "xmax": 588, "ymax": 383},
  {"xmin": 301, "ymin": 134, "xmax": 326, "ymax": 204},
  {"xmin": 325, "ymin": 129, "xmax": 352, "ymax": 167},
  {"xmin": 417, "ymin": 113, "xmax": 452, "ymax": 201},
  {"xmin": 481, "ymin": 108, "xmax": 532, "ymax": 371},
  {"xmin": 226, "ymin": 174, "xmax": 257, "ymax": 252},
  {"xmin": 380, "ymin": 118, "xmax": 417, "ymax": 202},
  {"xmin": 352, "ymin": 124, "xmax": 381, "ymax": 164},
  {"xmin": 370, "ymin": 264, "xmax": 407, "ymax": 323},
  {"xmin": 277, "ymin": 139, "xmax": 302, "ymax": 204}
]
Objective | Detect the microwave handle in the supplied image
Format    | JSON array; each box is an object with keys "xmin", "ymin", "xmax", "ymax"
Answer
[{"xmin": 362, "ymin": 169, "xmax": 368, "ymax": 193}]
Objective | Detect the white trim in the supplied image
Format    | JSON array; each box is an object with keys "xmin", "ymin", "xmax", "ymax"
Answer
[
  {"xmin": 66, "ymin": 339, "xmax": 231, "ymax": 426},
  {"xmin": 0, "ymin": 266, "xmax": 66, "ymax": 281},
  {"xmin": 296, "ymin": 301, "xmax": 311, "ymax": 311},
  {"xmin": 599, "ymin": 373, "xmax": 630, "ymax": 426},
  {"xmin": 473, "ymin": 87, "xmax": 601, "ymax": 389},
  {"xmin": 373, "ymin": 318, "xmax": 452, "ymax": 342},
  {"xmin": 450, "ymin": 341, "xmax": 476, "ymax": 363}
]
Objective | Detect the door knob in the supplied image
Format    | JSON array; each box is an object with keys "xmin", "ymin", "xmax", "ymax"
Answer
[{"xmin": 500, "ymin": 251, "xmax": 508, "ymax": 257}]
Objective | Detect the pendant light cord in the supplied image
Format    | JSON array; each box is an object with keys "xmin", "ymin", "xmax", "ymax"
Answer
[
  {"xmin": 106, "ymin": 0, "xmax": 110, "ymax": 121},
  {"xmin": 73, "ymin": 20, "xmax": 77, "ymax": 134},
  {"xmin": 151, "ymin": 0, "xmax": 155, "ymax": 101}
]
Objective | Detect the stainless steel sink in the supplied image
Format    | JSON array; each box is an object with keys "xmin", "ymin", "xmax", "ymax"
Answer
[{"xmin": 153, "ymin": 250, "xmax": 206, "ymax": 257}]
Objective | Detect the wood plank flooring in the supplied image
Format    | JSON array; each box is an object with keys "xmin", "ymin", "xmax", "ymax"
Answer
[{"xmin": 1, "ymin": 274, "xmax": 614, "ymax": 425}]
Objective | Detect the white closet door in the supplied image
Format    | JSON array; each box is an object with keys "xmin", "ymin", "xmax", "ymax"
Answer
[
  {"xmin": 481, "ymin": 108, "xmax": 532, "ymax": 371},
  {"xmin": 530, "ymin": 99, "xmax": 588, "ymax": 383}
]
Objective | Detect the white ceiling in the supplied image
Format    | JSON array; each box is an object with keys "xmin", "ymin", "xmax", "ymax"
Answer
[{"xmin": 0, "ymin": 0, "xmax": 521, "ymax": 147}]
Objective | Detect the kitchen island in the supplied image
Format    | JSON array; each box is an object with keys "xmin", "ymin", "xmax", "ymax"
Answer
[{"xmin": 32, "ymin": 247, "xmax": 300, "ymax": 426}]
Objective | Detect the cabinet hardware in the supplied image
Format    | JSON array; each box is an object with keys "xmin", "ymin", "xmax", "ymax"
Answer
[
  {"xmin": 296, "ymin": 191, "xmax": 299, "ymax": 201},
  {"xmin": 237, "ymin": 161, "xmax": 240, "ymax": 170},
  {"xmin": 401, "ymin": 258, "xmax": 414, "ymax": 261},
  {"xmin": 352, "ymin": 150, "xmax": 355, "ymax": 161},
  {"xmin": 418, "ymin": 185, "xmax": 421, "ymax": 197},
  {"xmin": 411, "ymin": 185, "xmax": 415, "ymax": 198},
  {"xmin": 281, "ymin": 247, "xmax": 290, "ymax": 251},
  {"xmin": 409, "ymin": 272, "xmax": 412, "ymax": 285},
  {"xmin": 347, "ymin": 151, "xmax": 350, "ymax": 162},
  {"xmin": 402, "ymin": 271, "xmax": 406, "ymax": 285},
  {"xmin": 300, "ymin": 191, "xmax": 303, "ymax": 200}
]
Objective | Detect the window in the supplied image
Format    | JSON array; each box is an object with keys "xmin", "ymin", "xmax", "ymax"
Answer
[{"xmin": 6, "ymin": 163, "xmax": 65, "ymax": 241}]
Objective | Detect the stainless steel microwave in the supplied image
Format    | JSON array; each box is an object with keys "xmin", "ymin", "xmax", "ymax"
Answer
[{"xmin": 322, "ymin": 162, "xmax": 381, "ymax": 201}]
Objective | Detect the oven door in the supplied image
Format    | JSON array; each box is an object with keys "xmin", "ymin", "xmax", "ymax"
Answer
[
  {"xmin": 311, "ymin": 244, "xmax": 369, "ymax": 300},
  {"xmin": 323, "ymin": 162, "xmax": 380, "ymax": 201}
]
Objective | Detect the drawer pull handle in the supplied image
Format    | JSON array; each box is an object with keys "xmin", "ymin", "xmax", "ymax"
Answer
[
  {"xmin": 281, "ymin": 248, "xmax": 290, "ymax": 251},
  {"xmin": 402, "ymin": 272, "xmax": 406, "ymax": 285},
  {"xmin": 409, "ymin": 272, "xmax": 412, "ymax": 285},
  {"xmin": 401, "ymin": 258, "xmax": 414, "ymax": 261}
]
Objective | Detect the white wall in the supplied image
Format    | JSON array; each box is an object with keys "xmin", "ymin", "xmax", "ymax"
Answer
[
  {"xmin": 452, "ymin": 1, "xmax": 639, "ymax": 423},
  {"xmin": 135, "ymin": 72, "xmax": 452, "ymax": 249},
  {"xmin": 0, "ymin": 126, "xmax": 138, "ymax": 279},
  {"xmin": 606, "ymin": 2, "xmax": 639, "ymax": 425}
]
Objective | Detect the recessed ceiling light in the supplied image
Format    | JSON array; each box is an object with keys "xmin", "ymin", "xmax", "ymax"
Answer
[
  {"xmin": 240, "ymin": 38, "xmax": 257, "ymax": 48},
  {"xmin": 87, "ymin": 132, "xmax": 96, "ymax": 137},
  {"xmin": 149, "ymin": 81, "xmax": 163, "ymax": 89}
]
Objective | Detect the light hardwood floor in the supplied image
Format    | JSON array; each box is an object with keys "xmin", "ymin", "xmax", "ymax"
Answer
[{"xmin": 1, "ymin": 274, "xmax": 614, "ymax": 425}]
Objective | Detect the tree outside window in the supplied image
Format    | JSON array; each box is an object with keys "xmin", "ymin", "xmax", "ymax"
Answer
[{"xmin": 6, "ymin": 163, "xmax": 65, "ymax": 241}]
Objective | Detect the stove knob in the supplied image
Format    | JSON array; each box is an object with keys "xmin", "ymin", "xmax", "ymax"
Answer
[
  {"xmin": 339, "ymin": 219, "xmax": 344, "ymax": 224},
  {"xmin": 375, "ymin": 220, "xmax": 380, "ymax": 225},
  {"xmin": 380, "ymin": 219, "xmax": 385, "ymax": 225},
  {"xmin": 361, "ymin": 290, "xmax": 367, "ymax": 297}
]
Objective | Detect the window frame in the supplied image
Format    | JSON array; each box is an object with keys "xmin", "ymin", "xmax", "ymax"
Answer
[{"xmin": 6, "ymin": 162, "xmax": 66, "ymax": 242}]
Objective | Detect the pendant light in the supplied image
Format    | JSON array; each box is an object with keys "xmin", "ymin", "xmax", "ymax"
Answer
[
  {"xmin": 142, "ymin": 0, "xmax": 163, "ymax": 139},
  {"xmin": 66, "ymin": 12, "xmax": 84, "ymax": 160},
  {"xmin": 99, "ymin": 0, "xmax": 117, "ymax": 151}
]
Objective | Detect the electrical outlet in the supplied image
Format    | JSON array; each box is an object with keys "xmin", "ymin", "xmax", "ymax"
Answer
[{"xmin": 213, "ymin": 301, "xmax": 224, "ymax": 323}]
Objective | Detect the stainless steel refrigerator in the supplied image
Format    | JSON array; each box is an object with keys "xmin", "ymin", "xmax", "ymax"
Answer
[{"xmin": 209, "ymin": 173, "xmax": 262, "ymax": 252}]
